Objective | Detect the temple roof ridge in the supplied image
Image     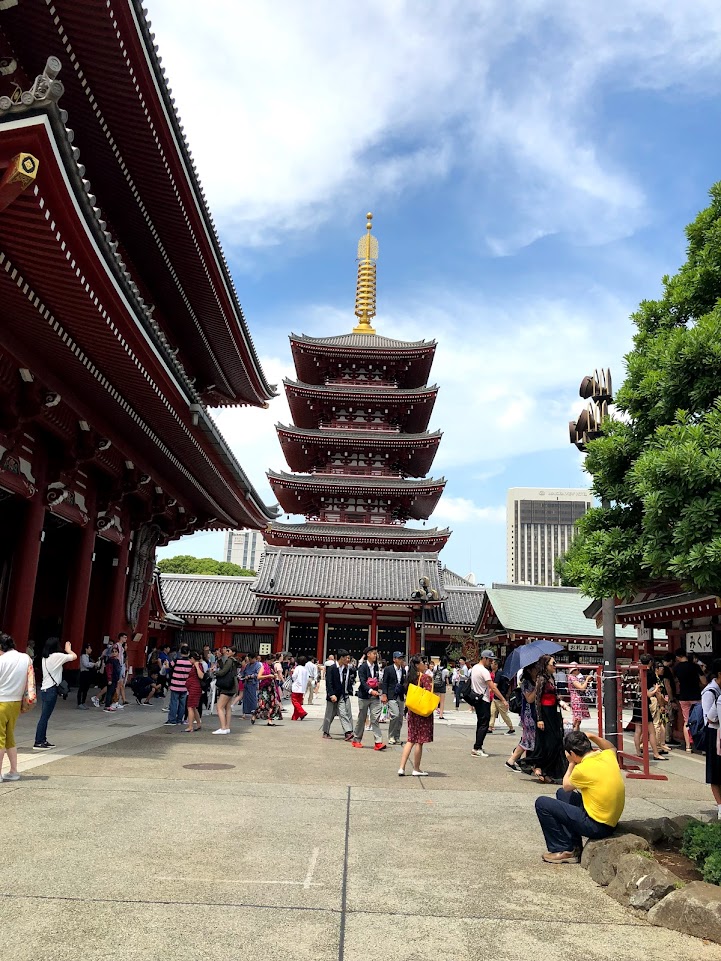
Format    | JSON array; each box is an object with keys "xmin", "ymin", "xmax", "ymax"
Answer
[
  {"xmin": 290, "ymin": 332, "xmax": 436, "ymax": 350},
  {"xmin": 275, "ymin": 423, "xmax": 442, "ymax": 442},
  {"xmin": 267, "ymin": 469, "xmax": 446, "ymax": 486},
  {"xmin": 283, "ymin": 377, "xmax": 439, "ymax": 396}
]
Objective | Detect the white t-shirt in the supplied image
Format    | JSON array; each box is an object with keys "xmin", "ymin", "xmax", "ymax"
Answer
[
  {"xmin": 0, "ymin": 649, "xmax": 32, "ymax": 701},
  {"xmin": 306, "ymin": 662, "xmax": 317, "ymax": 682},
  {"xmin": 41, "ymin": 652, "xmax": 76, "ymax": 691},
  {"xmin": 470, "ymin": 663, "xmax": 492, "ymax": 703},
  {"xmin": 292, "ymin": 665, "xmax": 309, "ymax": 693}
]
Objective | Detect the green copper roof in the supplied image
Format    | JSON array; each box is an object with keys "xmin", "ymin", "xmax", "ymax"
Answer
[{"xmin": 477, "ymin": 584, "xmax": 637, "ymax": 639}]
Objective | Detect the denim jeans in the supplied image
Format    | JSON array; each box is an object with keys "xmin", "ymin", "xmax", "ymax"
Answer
[
  {"xmin": 168, "ymin": 689, "xmax": 187, "ymax": 725},
  {"xmin": 535, "ymin": 788, "xmax": 616, "ymax": 853},
  {"xmin": 35, "ymin": 688, "xmax": 58, "ymax": 744}
]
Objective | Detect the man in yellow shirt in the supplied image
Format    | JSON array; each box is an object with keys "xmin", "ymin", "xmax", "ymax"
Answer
[{"xmin": 535, "ymin": 730, "xmax": 625, "ymax": 864}]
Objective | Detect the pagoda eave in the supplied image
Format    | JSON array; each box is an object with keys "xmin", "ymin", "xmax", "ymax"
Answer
[
  {"xmin": 276, "ymin": 424, "xmax": 442, "ymax": 476},
  {"xmin": 264, "ymin": 522, "xmax": 451, "ymax": 552}
]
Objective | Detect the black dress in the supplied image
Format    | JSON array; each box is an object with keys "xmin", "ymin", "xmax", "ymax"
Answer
[{"xmin": 525, "ymin": 679, "xmax": 567, "ymax": 781}]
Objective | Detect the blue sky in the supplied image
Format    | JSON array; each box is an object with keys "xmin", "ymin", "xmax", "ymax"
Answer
[{"xmin": 153, "ymin": 0, "xmax": 721, "ymax": 584}]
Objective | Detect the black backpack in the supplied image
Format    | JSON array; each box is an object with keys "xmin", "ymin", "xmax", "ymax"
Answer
[{"xmin": 433, "ymin": 667, "xmax": 446, "ymax": 693}]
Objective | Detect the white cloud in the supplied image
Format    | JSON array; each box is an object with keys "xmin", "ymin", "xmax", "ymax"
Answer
[
  {"xmin": 148, "ymin": 0, "xmax": 721, "ymax": 252},
  {"xmin": 432, "ymin": 497, "xmax": 505, "ymax": 524}
]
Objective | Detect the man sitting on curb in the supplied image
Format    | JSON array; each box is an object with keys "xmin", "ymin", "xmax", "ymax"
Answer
[{"xmin": 535, "ymin": 730, "xmax": 625, "ymax": 864}]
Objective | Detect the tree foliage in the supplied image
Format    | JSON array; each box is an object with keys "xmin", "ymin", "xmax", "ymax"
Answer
[
  {"xmin": 560, "ymin": 183, "xmax": 721, "ymax": 599},
  {"xmin": 156, "ymin": 554, "xmax": 255, "ymax": 576}
]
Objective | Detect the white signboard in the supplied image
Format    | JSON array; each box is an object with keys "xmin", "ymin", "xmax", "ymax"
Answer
[
  {"xmin": 259, "ymin": 642, "xmax": 272, "ymax": 656},
  {"xmin": 637, "ymin": 627, "xmax": 651, "ymax": 642},
  {"xmin": 567, "ymin": 643, "xmax": 600, "ymax": 652},
  {"xmin": 686, "ymin": 631, "xmax": 713, "ymax": 655}
]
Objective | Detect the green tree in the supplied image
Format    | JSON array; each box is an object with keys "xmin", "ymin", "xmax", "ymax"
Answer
[
  {"xmin": 156, "ymin": 555, "xmax": 255, "ymax": 576},
  {"xmin": 560, "ymin": 183, "xmax": 721, "ymax": 600}
]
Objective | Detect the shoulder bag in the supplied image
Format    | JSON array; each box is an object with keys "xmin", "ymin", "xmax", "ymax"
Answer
[
  {"xmin": 406, "ymin": 681, "xmax": 440, "ymax": 718},
  {"xmin": 44, "ymin": 657, "xmax": 70, "ymax": 699}
]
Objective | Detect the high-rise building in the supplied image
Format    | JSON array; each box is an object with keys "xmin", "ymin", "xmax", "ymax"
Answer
[
  {"xmin": 224, "ymin": 529, "xmax": 264, "ymax": 572},
  {"xmin": 506, "ymin": 487, "xmax": 591, "ymax": 587}
]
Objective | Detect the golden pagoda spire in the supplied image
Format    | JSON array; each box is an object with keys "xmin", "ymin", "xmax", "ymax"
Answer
[{"xmin": 352, "ymin": 212, "xmax": 378, "ymax": 334}]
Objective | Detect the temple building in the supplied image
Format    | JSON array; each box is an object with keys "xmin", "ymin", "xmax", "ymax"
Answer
[
  {"xmin": 0, "ymin": 2, "xmax": 276, "ymax": 665},
  {"xmin": 265, "ymin": 213, "xmax": 450, "ymax": 553}
]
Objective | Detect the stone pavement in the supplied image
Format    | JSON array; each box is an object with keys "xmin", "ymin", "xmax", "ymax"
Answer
[{"xmin": 2, "ymin": 696, "xmax": 719, "ymax": 961}]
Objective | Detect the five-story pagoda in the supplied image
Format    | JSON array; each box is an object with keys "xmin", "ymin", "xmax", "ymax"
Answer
[{"xmin": 265, "ymin": 215, "xmax": 450, "ymax": 553}]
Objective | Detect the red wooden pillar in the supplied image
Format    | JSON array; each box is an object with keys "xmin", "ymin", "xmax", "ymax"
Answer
[
  {"xmin": 106, "ymin": 529, "xmax": 131, "ymax": 641},
  {"xmin": 316, "ymin": 604, "xmax": 326, "ymax": 662},
  {"xmin": 4, "ymin": 481, "xmax": 46, "ymax": 651},
  {"xmin": 370, "ymin": 606, "xmax": 378, "ymax": 648},
  {"xmin": 62, "ymin": 508, "xmax": 97, "ymax": 657},
  {"xmin": 274, "ymin": 605, "xmax": 286, "ymax": 654},
  {"xmin": 409, "ymin": 618, "xmax": 419, "ymax": 656},
  {"xmin": 128, "ymin": 590, "xmax": 152, "ymax": 669}
]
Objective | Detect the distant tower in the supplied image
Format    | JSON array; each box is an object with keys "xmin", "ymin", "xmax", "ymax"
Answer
[
  {"xmin": 224, "ymin": 528, "xmax": 264, "ymax": 572},
  {"xmin": 506, "ymin": 487, "xmax": 592, "ymax": 586},
  {"xmin": 264, "ymin": 214, "xmax": 451, "ymax": 552}
]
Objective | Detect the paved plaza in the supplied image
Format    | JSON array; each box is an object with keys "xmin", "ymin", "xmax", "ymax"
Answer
[{"xmin": 2, "ymin": 697, "xmax": 719, "ymax": 961}]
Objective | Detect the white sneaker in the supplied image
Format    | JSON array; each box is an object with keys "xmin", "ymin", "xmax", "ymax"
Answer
[
  {"xmin": 397, "ymin": 769, "xmax": 405, "ymax": 776},
  {"xmin": 471, "ymin": 749, "xmax": 489, "ymax": 758},
  {"xmin": 388, "ymin": 737, "xmax": 397, "ymax": 745},
  {"xmin": 411, "ymin": 770, "xmax": 429, "ymax": 776},
  {"xmin": 212, "ymin": 729, "xmax": 230, "ymax": 735},
  {"xmin": 115, "ymin": 704, "xmax": 125, "ymax": 710},
  {"xmin": 91, "ymin": 697, "xmax": 99, "ymax": 708}
]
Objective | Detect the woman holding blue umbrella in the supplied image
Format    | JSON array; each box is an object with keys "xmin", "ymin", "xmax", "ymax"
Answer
[{"xmin": 525, "ymin": 654, "xmax": 567, "ymax": 783}]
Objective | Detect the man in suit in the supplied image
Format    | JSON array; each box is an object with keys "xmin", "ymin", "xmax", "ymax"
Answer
[
  {"xmin": 352, "ymin": 647, "xmax": 386, "ymax": 750},
  {"xmin": 381, "ymin": 651, "xmax": 407, "ymax": 745},
  {"xmin": 322, "ymin": 649, "xmax": 355, "ymax": 741}
]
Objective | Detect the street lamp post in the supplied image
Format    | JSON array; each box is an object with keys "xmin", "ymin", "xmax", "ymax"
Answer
[
  {"xmin": 569, "ymin": 368, "xmax": 619, "ymax": 746},
  {"xmin": 411, "ymin": 576, "xmax": 437, "ymax": 658}
]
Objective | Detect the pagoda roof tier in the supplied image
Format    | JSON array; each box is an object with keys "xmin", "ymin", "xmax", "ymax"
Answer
[
  {"xmin": 275, "ymin": 424, "xmax": 442, "ymax": 476},
  {"xmin": 290, "ymin": 332, "xmax": 436, "ymax": 388},
  {"xmin": 0, "ymin": 112, "xmax": 277, "ymax": 530},
  {"xmin": 267, "ymin": 471, "xmax": 445, "ymax": 520},
  {"xmin": 264, "ymin": 521, "xmax": 451, "ymax": 552},
  {"xmin": 284, "ymin": 379, "xmax": 438, "ymax": 432},
  {"xmin": 1, "ymin": 1, "xmax": 275, "ymax": 407}
]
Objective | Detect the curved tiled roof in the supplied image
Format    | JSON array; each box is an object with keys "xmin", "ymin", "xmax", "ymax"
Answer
[
  {"xmin": 253, "ymin": 547, "xmax": 444, "ymax": 601},
  {"xmin": 159, "ymin": 574, "xmax": 279, "ymax": 617},
  {"xmin": 275, "ymin": 425, "xmax": 442, "ymax": 445},
  {"xmin": 283, "ymin": 379, "xmax": 438, "ymax": 399},
  {"xmin": 475, "ymin": 584, "xmax": 637, "ymax": 639},
  {"xmin": 290, "ymin": 333, "xmax": 436, "ymax": 350},
  {"xmin": 266, "ymin": 521, "xmax": 450, "ymax": 539},
  {"xmin": 267, "ymin": 470, "xmax": 446, "ymax": 489}
]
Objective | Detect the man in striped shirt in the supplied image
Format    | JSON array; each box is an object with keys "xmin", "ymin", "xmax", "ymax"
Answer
[{"xmin": 165, "ymin": 645, "xmax": 192, "ymax": 726}]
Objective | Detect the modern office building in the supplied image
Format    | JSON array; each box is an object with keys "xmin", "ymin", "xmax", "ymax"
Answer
[
  {"xmin": 506, "ymin": 487, "xmax": 592, "ymax": 587},
  {"xmin": 224, "ymin": 528, "xmax": 264, "ymax": 572}
]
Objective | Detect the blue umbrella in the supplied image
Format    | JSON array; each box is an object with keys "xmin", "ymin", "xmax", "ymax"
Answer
[{"xmin": 501, "ymin": 640, "xmax": 564, "ymax": 678}]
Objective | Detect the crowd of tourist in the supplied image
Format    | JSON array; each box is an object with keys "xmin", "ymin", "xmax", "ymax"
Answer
[{"xmin": 2, "ymin": 628, "xmax": 719, "ymax": 846}]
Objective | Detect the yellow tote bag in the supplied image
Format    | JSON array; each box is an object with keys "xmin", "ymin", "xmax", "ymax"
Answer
[{"xmin": 405, "ymin": 683, "xmax": 440, "ymax": 718}]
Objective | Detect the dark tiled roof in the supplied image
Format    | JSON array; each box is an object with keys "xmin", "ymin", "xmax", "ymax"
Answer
[
  {"xmin": 267, "ymin": 470, "xmax": 446, "ymax": 490},
  {"xmin": 441, "ymin": 568, "xmax": 479, "ymax": 588},
  {"xmin": 266, "ymin": 522, "xmax": 451, "ymax": 540},
  {"xmin": 159, "ymin": 574, "xmax": 279, "ymax": 617},
  {"xmin": 423, "ymin": 589, "xmax": 486, "ymax": 627},
  {"xmin": 253, "ymin": 547, "xmax": 444, "ymax": 601},
  {"xmin": 275, "ymin": 425, "xmax": 443, "ymax": 445},
  {"xmin": 283, "ymin": 379, "xmax": 438, "ymax": 398},
  {"xmin": 290, "ymin": 333, "xmax": 436, "ymax": 350}
]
